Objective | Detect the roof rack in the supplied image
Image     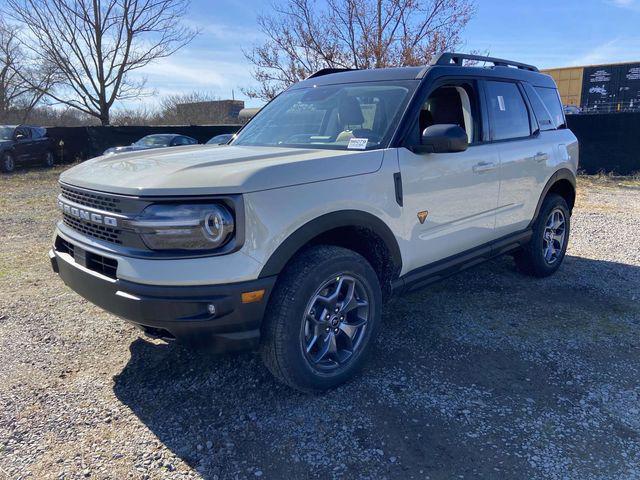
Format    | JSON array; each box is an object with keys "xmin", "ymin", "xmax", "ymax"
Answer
[
  {"xmin": 307, "ymin": 68, "xmax": 357, "ymax": 79},
  {"xmin": 432, "ymin": 53, "xmax": 539, "ymax": 72}
]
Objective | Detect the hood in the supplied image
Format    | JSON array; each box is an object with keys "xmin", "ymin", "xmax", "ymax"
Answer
[
  {"xmin": 61, "ymin": 144, "xmax": 384, "ymax": 196},
  {"xmin": 105, "ymin": 144, "xmax": 159, "ymax": 155}
]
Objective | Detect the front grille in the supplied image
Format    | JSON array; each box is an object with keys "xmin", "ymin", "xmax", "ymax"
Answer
[
  {"xmin": 86, "ymin": 252, "xmax": 118, "ymax": 278},
  {"xmin": 61, "ymin": 185, "xmax": 123, "ymax": 213},
  {"xmin": 63, "ymin": 213, "xmax": 123, "ymax": 244}
]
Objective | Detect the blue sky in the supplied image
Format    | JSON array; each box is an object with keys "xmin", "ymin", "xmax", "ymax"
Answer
[{"xmin": 133, "ymin": 0, "xmax": 640, "ymax": 109}]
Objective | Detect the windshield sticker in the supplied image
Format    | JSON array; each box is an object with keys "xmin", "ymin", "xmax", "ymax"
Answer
[
  {"xmin": 497, "ymin": 95, "xmax": 506, "ymax": 111},
  {"xmin": 348, "ymin": 138, "xmax": 368, "ymax": 150}
]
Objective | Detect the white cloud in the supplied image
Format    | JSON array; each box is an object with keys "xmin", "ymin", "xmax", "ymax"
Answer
[
  {"xmin": 607, "ymin": 0, "xmax": 640, "ymax": 10},
  {"xmin": 569, "ymin": 37, "xmax": 640, "ymax": 66}
]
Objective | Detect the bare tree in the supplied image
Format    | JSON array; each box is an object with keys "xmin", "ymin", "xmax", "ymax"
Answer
[
  {"xmin": 0, "ymin": 20, "xmax": 55, "ymax": 123},
  {"xmin": 110, "ymin": 105, "xmax": 154, "ymax": 125},
  {"xmin": 6, "ymin": 0, "xmax": 198, "ymax": 125},
  {"xmin": 244, "ymin": 0, "xmax": 475, "ymax": 101}
]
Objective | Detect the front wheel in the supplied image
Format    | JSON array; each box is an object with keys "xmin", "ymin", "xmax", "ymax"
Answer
[
  {"xmin": 1, "ymin": 152, "xmax": 15, "ymax": 173},
  {"xmin": 260, "ymin": 245, "xmax": 382, "ymax": 392},
  {"xmin": 515, "ymin": 193, "xmax": 570, "ymax": 277}
]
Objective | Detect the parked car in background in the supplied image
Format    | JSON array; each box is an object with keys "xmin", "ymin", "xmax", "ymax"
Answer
[
  {"xmin": 103, "ymin": 134, "xmax": 198, "ymax": 156},
  {"xmin": 563, "ymin": 105, "xmax": 581, "ymax": 115},
  {"xmin": 0, "ymin": 125, "xmax": 55, "ymax": 173},
  {"xmin": 206, "ymin": 133, "xmax": 234, "ymax": 145}
]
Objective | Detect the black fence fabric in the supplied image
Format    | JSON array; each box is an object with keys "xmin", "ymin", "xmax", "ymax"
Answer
[
  {"xmin": 45, "ymin": 117, "xmax": 639, "ymax": 175},
  {"xmin": 566, "ymin": 113, "xmax": 640, "ymax": 175},
  {"xmin": 47, "ymin": 125, "xmax": 241, "ymax": 162}
]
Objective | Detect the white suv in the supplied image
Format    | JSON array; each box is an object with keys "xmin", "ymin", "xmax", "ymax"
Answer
[{"xmin": 50, "ymin": 53, "xmax": 578, "ymax": 392}]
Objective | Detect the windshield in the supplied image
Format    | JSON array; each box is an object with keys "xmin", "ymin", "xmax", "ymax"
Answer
[
  {"xmin": 232, "ymin": 81, "xmax": 416, "ymax": 150},
  {"xmin": 0, "ymin": 127, "xmax": 15, "ymax": 140},
  {"xmin": 133, "ymin": 135, "xmax": 174, "ymax": 147}
]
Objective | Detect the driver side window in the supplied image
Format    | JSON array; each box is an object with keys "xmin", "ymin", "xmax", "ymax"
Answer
[
  {"xmin": 418, "ymin": 83, "xmax": 479, "ymax": 145},
  {"xmin": 15, "ymin": 127, "xmax": 30, "ymax": 140}
]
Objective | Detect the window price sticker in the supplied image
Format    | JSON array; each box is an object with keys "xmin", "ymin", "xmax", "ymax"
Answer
[{"xmin": 348, "ymin": 138, "xmax": 368, "ymax": 150}]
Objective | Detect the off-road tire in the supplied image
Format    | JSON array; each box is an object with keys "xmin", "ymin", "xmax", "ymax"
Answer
[
  {"xmin": 260, "ymin": 245, "xmax": 382, "ymax": 393},
  {"xmin": 515, "ymin": 193, "xmax": 570, "ymax": 277},
  {"xmin": 1, "ymin": 152, "xmax": 15, "ymax": 173}
]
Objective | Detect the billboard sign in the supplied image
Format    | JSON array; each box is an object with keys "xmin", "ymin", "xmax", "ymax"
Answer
[{"xmin": 581, "ymin": 63, "xmax": 640, "ymax": 112}]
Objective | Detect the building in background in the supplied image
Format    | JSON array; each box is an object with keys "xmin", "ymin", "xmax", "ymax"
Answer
[
  {"xmin": 175, "ymin": 99, "xmax": 245, "ymax": 124},
  {"xmin": 542, "ymin": 62, "xmax": 640, "ymax": 113}
]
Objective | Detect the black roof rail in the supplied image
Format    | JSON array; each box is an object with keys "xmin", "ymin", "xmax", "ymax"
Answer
[
  {"xmin": 307, "ymin": 67, "xmax": 358, "ymax": 79},
  {"xmin": 431, "ymin": 52, "xmax": 539, "ymax": 72}
]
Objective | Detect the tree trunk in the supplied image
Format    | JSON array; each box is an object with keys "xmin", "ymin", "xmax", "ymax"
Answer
[{"xmin": 100, "ymin": 109, "xmax": 110, "ymax": 126}]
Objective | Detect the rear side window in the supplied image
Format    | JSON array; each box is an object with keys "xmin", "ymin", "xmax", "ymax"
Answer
[
  {"xmin": 535, "ymin": 87, "xmax": 565, "ymax": 129},
  {"xmin": 31, "ymin": 127, "xmax": 47, "ymax": 139},
  {"xmin": 172, "ymin": 136, "xmax": 191, "ymax": 146},
  {"xmin": 484, "ymin": 81, "xmax": 531, "ymax": 141},
  {"xmin": 523, "ymin": 84, "xmax": 555, "ymax": 131}
]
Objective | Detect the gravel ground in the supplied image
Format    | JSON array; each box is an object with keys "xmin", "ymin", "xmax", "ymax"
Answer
[{"xmin": 1, "ymin": 167, "xmax": 639, "ymax": 480}]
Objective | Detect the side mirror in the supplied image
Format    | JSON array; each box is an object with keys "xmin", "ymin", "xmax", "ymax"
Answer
[
  {"xmin": 14, "ymin": 132, "xmax": 26, "ymax": 141},
  {"xmin": 411, "ymin": 124, "xmax": 468, "ymax": 154}
]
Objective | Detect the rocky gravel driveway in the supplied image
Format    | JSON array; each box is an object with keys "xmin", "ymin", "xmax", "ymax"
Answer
[{"xmin": 1, "ymin": 168, "xmax": 639, "ymax": 479}]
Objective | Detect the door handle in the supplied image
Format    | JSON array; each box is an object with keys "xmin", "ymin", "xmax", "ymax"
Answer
[
  {"xmin": 473, "ymin": 161, "xmax": 497, "ymax": 174},
  {"xmin": 534, "ymin": 152, "xmax": 549, "ymax": 163}
]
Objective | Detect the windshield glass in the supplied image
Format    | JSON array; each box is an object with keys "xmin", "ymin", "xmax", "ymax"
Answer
[
  {"xmin": 0, "ymin": 127, "xmax": 15, "ymax": 140},
  {"xmin": 232, "ymin": 81, "xmax": 416, "ymax": 150},
  {"xmin": 134, "ymin": 135, "xmax": 174, "ymax": 147}
]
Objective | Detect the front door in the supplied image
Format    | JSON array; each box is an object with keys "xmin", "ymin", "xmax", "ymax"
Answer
[
  {"xmin": 398, "ymin": 81, "xmax": 500, "ymax": 274},
  {"xmin": 13, "ymin": 127, "xmax": 34, "ymax": 164}
]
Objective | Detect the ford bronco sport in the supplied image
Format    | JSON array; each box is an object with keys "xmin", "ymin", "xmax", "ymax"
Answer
[{"xmin": 50, "ymin": 53, "xmax": 578, "ymax": 392}]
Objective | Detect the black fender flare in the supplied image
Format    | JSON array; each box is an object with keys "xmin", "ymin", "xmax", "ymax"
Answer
[
  {"xmin": 529, "ymin": 168, "xmax": 576, "ymax": 227},
  {"xmin": 259, "ymin": 210, "xmax": 402, "ymax": 278}
]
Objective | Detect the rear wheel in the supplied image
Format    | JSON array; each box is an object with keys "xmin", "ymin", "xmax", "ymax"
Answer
[
  {"xmin": 515, "ymin": 193, "xmax": 570, "ymax": 277},
  {"xmin": 1, "ymin": 152, "xmax": 15, "ymax": 173},
  {"xmin": 43, "ymin": 151, "xmax": 55, "ymax": 168},
  {"xmin": 260, "ymin": 245, "xmax": 382, "ymax": 392}
]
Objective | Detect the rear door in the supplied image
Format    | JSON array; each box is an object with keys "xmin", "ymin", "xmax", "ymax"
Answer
[
  {"xmin": 483, "ymin": 80, "xmax": 549, "ymax": 237},
  {"xmin": 398, "ymin": 79, "xmax": 501, "ymax": 273},
  {"xmin": 30, "ymin": 127, "xmax": 49, "ymax": 160}
]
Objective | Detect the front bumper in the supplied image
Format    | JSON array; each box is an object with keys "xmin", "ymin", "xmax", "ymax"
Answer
[{"xmin": 50, "ymin": 248, "xmax": 276, "ymax": 351}]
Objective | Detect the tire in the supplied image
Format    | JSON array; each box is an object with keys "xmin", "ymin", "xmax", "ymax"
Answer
[
  {"xmin": 1, "ymin": 152, "xmax": 15, "ymax": 173},
  {"xmin": 260, "ymin": 245, "xmax": 382, "ymax": 393},
  {"xmin": 514, "ymin": 193, "xmax": 570, "ymax": 277},
  {"xmin": 43, "ymin": 151, "xmax": 55, "ymax": 168}
]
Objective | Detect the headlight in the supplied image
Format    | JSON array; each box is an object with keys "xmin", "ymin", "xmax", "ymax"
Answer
[{"xmin": 131, "ymin": 204, "xmax": 234, "ymax": 251}]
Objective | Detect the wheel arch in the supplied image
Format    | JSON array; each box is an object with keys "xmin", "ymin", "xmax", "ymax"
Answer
[
  {"xmin": 530, "ymin": 169, "xmax": 576, "ymax": 227},
  {"xmin": 259, "ymin": 210, "xmax": 402, "ymax": 298}
]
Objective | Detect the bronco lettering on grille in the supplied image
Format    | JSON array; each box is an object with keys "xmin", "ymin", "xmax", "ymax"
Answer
[{"xmin": 58, "ymin": 199, "xmax": 118, "ymax": 227}]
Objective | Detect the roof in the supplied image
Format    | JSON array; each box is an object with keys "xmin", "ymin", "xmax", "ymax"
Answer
[
  {"xmin": 293, "ymin": 65, "xmax": 555, "ymax": 90},
  {"xmin": 293, "ymin": 66, "xmax": 425, "ymax": 88},
  {"xmin": 292, "ymin": 52, "xmax": 556, "ymax": 90}
]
